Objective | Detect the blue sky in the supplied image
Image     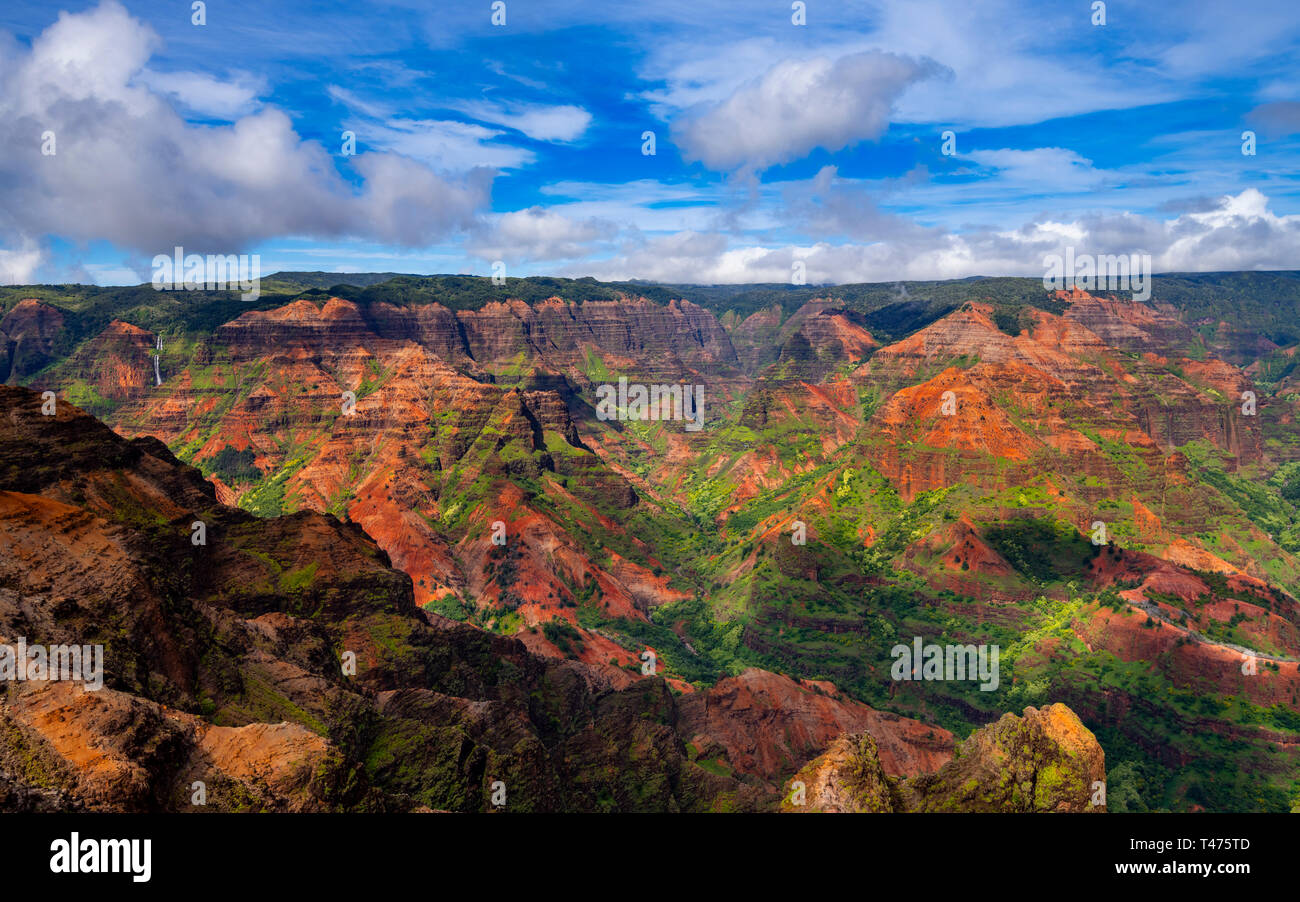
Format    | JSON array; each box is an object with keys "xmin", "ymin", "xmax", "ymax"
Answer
[{"xmin": 1, "ymin": 0, "xmax": 1298, "ymax": 285}]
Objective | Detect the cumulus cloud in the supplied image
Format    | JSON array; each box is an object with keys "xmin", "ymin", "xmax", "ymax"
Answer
[
  {"xmin": 569, "ymin": 189, "xmax": 1300, "ymax": 284},
  {"xmin": 567, "ymin": 230, "xmax": 732, "ymax": 281},
  {"xmin": 0, "ymin": 0, "xmax": 493, "ymax": 279},
  {"xmin": 673, "ymin": 50, "xmax": 945, "ymax": 171},
  {"xmin": 636, "ymin": 3, "xmax": 1173, "ymax": 134},
  {"xmin": 782, "ymin": 165, "xmax": 936, "ymax": 243},
  {"xmin": 468, "ymin": 207, "xmax": 617, "ymax": 262},
  {"xmin": 1154, "ymin": 188, "xmax": 1300, "ymax": 271},
  {"xmin": 0, "ymin": 240, "xmax": 42, "ymax": 285},
  {"xmin": 353, "ymin": 154, "xmax": 495, "ymax": 247}
]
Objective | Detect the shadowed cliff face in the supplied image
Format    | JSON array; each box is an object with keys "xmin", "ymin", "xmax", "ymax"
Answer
[
  {"xmin": 10, "ymin": 279, "xmax": 1300, "ymax": 811},
  {"xmin": 0, "ymin": 299, "xmax": 65, "ymax": 384}
]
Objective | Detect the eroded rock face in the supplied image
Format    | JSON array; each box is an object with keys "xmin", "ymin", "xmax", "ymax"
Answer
[
  {"xmin": 1058, "ymin": 289, "xmax": 1197, "ymax": 356},
  {"xmin": 781, "ymin": 732, "xmax": 895, "ymax": 812},
  {"xmin": 680, "ymin": 668, "xmax": 954, "ymax": 782},
  {"xmin": 456, "ymin": 297, "xmax": 741, "ymax": 380},
  {"xmin": 735, "ymin": 302, "xmax": 879, "ymax": 382},
  {"xmin": 1, "ymin": 681, "xmax": 334, "ymax": 812},
  {"xmin": 12, "ymin": 280, "xmax": 1300, "ymax": 813},
  {"xmin": 0, "ymin": 299, "xmax": 65, "ymax": 383},
  {"xmin": 899, "ymin": 703, "xmax": 1106, "ymax": 812},
  {"xmin": 215, "ymin": 295, "xmax": 741, "ymax": 381},
  {"xmin": 0, "ymin": 385, "xmax": 745, "ymax": 811},
  {"xmin": 785, "ymin": 704, "xmax": 1106, "ymax": 813},
  {"xmin": 856, "ymin": 297, "xmax": 1265, "ymax": 500},
  {"xmin": 728, "ymin": 305, "xmax": 786, "ymax": 373},
  {"xmin": 0, "ymin": 385, "xmax": 976, "ymax": 813}
]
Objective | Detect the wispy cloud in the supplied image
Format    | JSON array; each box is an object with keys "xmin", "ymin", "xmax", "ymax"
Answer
[
  {"xmin": 454, "ymin": 100, "xmax": 592, "ymax": 143},
  {"xmin": 134, "ymin": 68, "xmax": 266, "ymax": 119}
]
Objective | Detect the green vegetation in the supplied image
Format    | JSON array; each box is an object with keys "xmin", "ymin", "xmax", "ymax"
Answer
[
  {"xmin": 205, "ymin": 446, "xmax": 261, "ymax": 485},
  {"xmin": 9, "ymin": 270, "xmax": 1300, "ymax": 812},
  {"xmin": 1181, "ymin": 440, "xmax": 1300, "ymax": 554},
  {"xmin": 986, "ymin": 519, "xmax": 1099, "ymax": 585}
]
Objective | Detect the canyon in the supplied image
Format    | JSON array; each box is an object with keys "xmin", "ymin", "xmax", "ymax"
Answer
[{"xmin": 2, "ymin": 270, "xmax": 1299, "ymax": 811}]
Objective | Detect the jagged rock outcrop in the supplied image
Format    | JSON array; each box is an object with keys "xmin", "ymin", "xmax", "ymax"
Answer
[
  {"xmin": 680, "ymin": 668, "xmax": 953, "ymax": 781},
  {"xmin": 59, "ymin": 320, "xmax": 157, "ymax": 410},
  {"xmin": 784, "ymin": 704, "xmax": 1105, "ymax": 812},
  {"xmin": 781, "ymin": 731, "xmax": 896, "ymax": 812}
]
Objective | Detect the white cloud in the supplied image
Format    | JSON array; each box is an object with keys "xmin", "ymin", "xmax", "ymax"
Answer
[
  {"xmin": 469, "ymin": 207, "xmax": 617, "ymax": 262},
  {"xmin": 781, "ymin": 165, "xmax": 934, "ymax": 242},
  {"xmin": 960, "ymin": 148, "xmax": 1101, "ymax": 191},
  {"xmin": 354, "ymin": 118, "xmax": 534, "ymax": 171},
  {"xmin": 639, "ymin": 36, "xmax": 791, "ymax": 119},
  {"xmin": 537, "ymin": 179, "xmax": 754, "ymax": 233},
  {"xmin": 0, "ymin": 1, "xmax": 493, "ymax": 266},
  {"xmin": 636, "ymin": 0, "xmax": 1272, "ymax": 133},
  {"xmin": 352, "ymin": 153, "xmax": 494, "ymax": 246},
  {"xmin": 872, "ymin": 0, "xmax": 1178, "ymax": 128},
  {"xmin": 455, "ymin": 100, "xmax": 592, "ymax": 143},
  {"xmin": 327, "ymin": 86, "xmax": 541, "ymax": 170},
  {"xmin": 569, "ymin": 189, "xmax": 1300, "ymax": 284},
  {"xmin": 0, "ymin": 240, "xmax": 42, "ymax": 285},
  {"xmin": 1155, "ymin": 188, "xmax": 1300, "ymax": 271},
  {"xmin": 1148, "ymin": 0, "xmax": 1300, "ymax": 83},
  {"xmin": 134, "ymin": 69, "xmax": 266, "ymax": 119},
  {"xmin": 82, "ymin": 262, "xmax": 144, "ymax": 286},
  {"xmin": 673, "ymin": 50, "xmax": 944, "ymax": 171},
  {"xmin": 325, "ymin": 85, "xmax": 391, "ymax": 120}
]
